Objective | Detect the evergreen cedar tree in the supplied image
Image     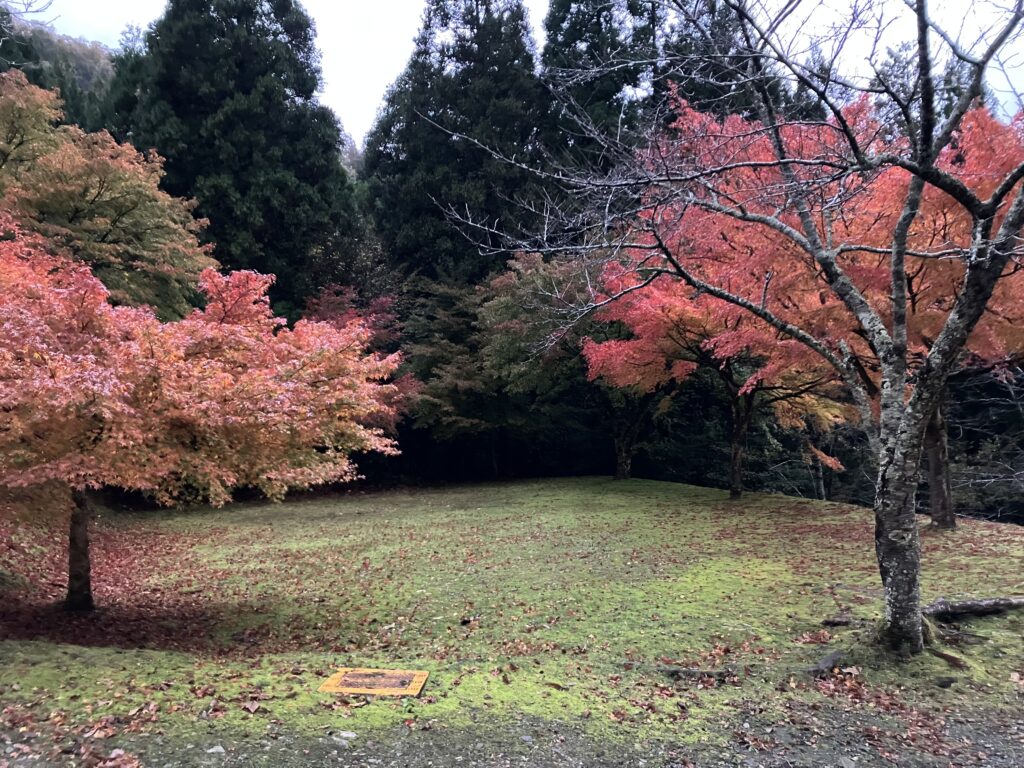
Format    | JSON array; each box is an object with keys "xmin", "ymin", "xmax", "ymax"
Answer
[
  {"xmin": 0, "ymin": 219, "xmax": 400, "ymax": 610},
  {"xmin": 361, "ymin": 0, "xmax": 558, "ymax": 476},
  {"xmin": 362, "ymin": 0, "xmax": 549, "ymax": 285},
  {"xmin": 0, "ymin": 70, "xmax": 214, "ymax": 319},
  {"xmin": 106, "ymin": 0, "xmax": 356, "ymax": 312},
  {"xmin": 541, "ymin": 0, "xmax": 655, "ymax": 165}
]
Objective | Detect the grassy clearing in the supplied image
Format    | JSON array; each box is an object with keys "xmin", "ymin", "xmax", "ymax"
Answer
[{"xmin": 1, "ymin": 477, "xmax": 1023, "ymax": 763}]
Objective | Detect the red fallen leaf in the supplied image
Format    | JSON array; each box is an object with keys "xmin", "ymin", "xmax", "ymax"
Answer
[
  {"xmin": 609, "ymin": 710, "xmax": 627, "ymax": 722},
  {"xmin": 794, "ymin": 629, "xmax": 832, "ymax": 645},
  {"xmin": 83, "ymin": 724, "xmax": 117, "ymax": 739},
  {"xmin": 629, "ymin": 698, "xmax": 657, "ymax": 713},
  {"xmin": 241, "ymin": 701, "xmax": 261, "ymax": 714}
]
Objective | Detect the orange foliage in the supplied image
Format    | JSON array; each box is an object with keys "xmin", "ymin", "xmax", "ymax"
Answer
[{"xmin": 0, "ymin": 216, "xmax": 399, "ymax": 506}]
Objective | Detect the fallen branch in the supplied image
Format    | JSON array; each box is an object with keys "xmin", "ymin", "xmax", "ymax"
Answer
[{"xmin": 923, "ymin": 596, "xmax": 1024, "ymax": 622}]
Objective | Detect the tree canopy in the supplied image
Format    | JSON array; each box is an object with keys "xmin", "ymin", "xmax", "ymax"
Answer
[
  {"xmin": 0, "ymin": 214, "xmax": 400, "ymax": 608},
  {"xmin": 107, "ymin": 0, "xmax": 357, "ymax": 312},
  {"xmin": 363, "ymin": 0, "xmax": 550, "ymax": 285},
  {"xmin": 0, "ymin": 69, "xmax": 213, "ymax": 318}
]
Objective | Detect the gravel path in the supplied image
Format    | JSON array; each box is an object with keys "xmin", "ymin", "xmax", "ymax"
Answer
[{"xmin": 6, "ymin": 707, "xmax": 1023, "ymax": 768}]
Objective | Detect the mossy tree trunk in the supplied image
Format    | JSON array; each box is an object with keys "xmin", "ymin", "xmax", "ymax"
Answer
[
  {"xmin": 611, "ymin": 400, "xmax": 652, "ymax": 481},
  {"xmin": 613, "ymin": 437, "xmax": 634, "ymax": 480},
  {"xmin": 811, "ymin": 456, "xmax": 827, "ymax": 501}
]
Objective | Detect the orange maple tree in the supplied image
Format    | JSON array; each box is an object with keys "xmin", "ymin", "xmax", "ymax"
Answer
[
  {"xmin": 0, "ymin": 69, "xmax": 214, "ymax": 318},
  {"xmin": 582, "ymin": 267, "xmax": 848, "ymax": 497},
  {"xmin": 0, "ymin": 217, "xmax": 400, "ymax": 610},
  {"xmin": 603, "ymin": 87, "xmax": 1024, "ymax": 650},
  {"xmin": 583, "ymin": 104, "xmax": 1024, "ymax": 503}
]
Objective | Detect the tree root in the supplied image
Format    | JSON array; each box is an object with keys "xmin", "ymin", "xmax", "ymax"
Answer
[
  {"xmin": 922, "ymin": 596, "xmax": 1024, "ymax": 622},
  {"xmin": 926, "ymin": 647, "xmax": 969, "ymax": 669}
]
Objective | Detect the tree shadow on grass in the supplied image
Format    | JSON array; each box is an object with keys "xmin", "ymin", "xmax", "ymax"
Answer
[{"xmin": 0, "ymin": 592, "xmax": 360, "ymax": 655}]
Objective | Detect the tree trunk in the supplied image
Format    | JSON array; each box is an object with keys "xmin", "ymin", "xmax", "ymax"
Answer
[
  {"xmin": 728, "ymin": 395, "xmax": 754, "ymax": 499},
  {"xmin": 924, "ymin": 398, "xmax": 955, "ymax": 530},
  {"xmin": 65, "ymin": 489, "xmax": 95, "ymax": 612},
  {"xmin": 611, "ymin": 402, "xmax": 649, "ymax": 481},
  {"xmin": 614, "ymin": 437, "xmax": 633, "ymax": 480},
  {"xmin": 489, "ymin": 432, "xmax": 500, "ymax": 480},
  {"xmin": 812, "ymin": 457, "xmax": 827, "ymax": 501},
  {"xmin": 728, "ymin": 439, "xmax": 744, "ymax": 499},
  {"xmin": 874, "ymin": 450, "xmax": 924, "ymax": 653}
]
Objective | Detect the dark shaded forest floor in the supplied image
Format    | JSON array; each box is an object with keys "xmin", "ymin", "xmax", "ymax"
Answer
[{"xmin": 1, "ymin": 478, "xmax": 1023, "ymax": 767}]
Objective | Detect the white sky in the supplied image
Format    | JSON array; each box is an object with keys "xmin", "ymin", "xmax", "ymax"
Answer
[
  {"xmin": 41, "ymin": 0, "xmax": 552, "ymax": 146},
  {"xmin": 37, "ymin": 0, "xmax": 1024, "ymax": 145}
]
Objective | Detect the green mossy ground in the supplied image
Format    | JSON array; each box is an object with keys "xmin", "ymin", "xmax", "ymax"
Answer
[{"xmin": 1, "ymin": 478, "xmax": 1023, "ymax": 765}]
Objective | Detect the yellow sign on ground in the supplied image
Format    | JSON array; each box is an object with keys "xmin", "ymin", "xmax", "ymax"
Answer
[{"xmin": 318, "ymin": 667, "xmax": 429, "ymax": 697}]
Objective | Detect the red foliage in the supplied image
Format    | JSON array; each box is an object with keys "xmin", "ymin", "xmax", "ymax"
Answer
[
  {"xmin": 0, "ymin": 216, "xmax": 400, "ymax": 506},
  {"xmin": 305, "ymin": 283, "xmax": 401, "ymax": 347},
  {"xmin": 647, "ymin": 100, "xmax": 1024, "ymax": 381},
  {"xmin": 586, "ymin": 100, "xmax": 1024, "ymax": 450}
]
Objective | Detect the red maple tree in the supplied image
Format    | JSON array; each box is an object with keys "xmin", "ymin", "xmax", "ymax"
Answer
[
  {"xmin": 0, "ymin": 217, "xmax": 400, "ymax": 610},
  {"xmin": 582, "ymin": 266, "xmax": 848, "ymax": 497}
]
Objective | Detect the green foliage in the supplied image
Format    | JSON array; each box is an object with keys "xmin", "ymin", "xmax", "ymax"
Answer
[
  {"xmin": 107, "ymin": 0, "xmax": 357, "ymax": 312},
  {"xmin": 363, "ymin": 0, "xmax": 550, "ymax": 285},
  {"xmin": 542, "ymin": 0, "xmax": 656, "ymax": 163},
  {"xmin": 403, "ymin": 281, "xmax": 502, "ymax": 441},
  {"xmin": 395, "ymin": 278, "xmax": 611, "ymax": 480},
  {"xmin": 0, "ymin": 8, "xmax": 114, "ymax": 131}
]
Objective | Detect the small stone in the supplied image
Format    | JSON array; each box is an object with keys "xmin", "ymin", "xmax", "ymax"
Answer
[
  {"xmin": 337, "ymin": 731, "xmax": 357, "ymax": 740},
  {"xmin": 206, "ymin": 746, "xmax": 225, "ymax": 754},
  {"xmin": 521, "ymin": 735, "xmax": 533, "ymax": 744}
]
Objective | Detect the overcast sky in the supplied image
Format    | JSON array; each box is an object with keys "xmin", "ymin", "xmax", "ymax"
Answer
[
  {"xmin": 41, "ymin": 0, "xmax": 551, "ymax": 146},
  {"xmin": 39, "ymin": 0, "xmax": 1024, "ymax": 146}
]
